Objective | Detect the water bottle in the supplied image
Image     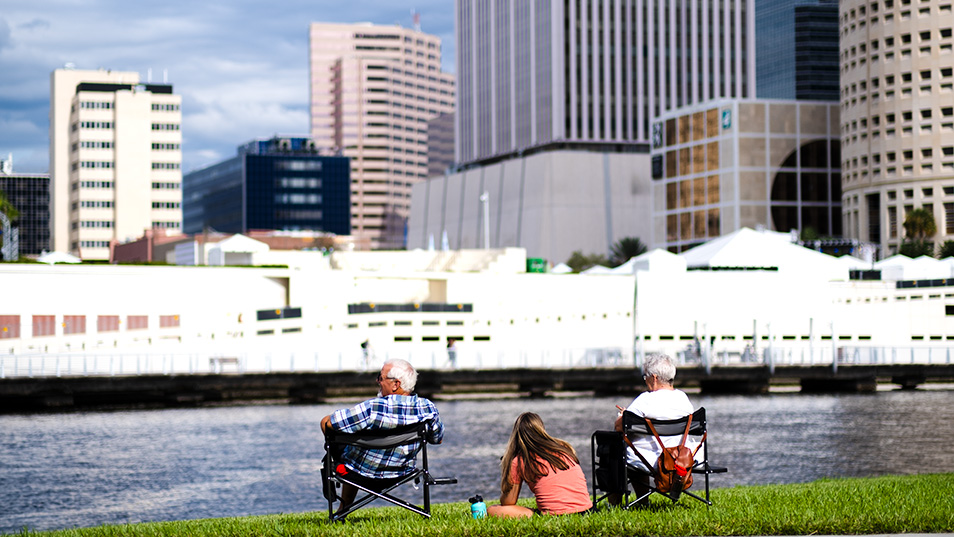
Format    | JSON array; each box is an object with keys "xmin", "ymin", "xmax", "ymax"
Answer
[{"xmin": 469, "ymin": 494, "xmax": 486, "ymax": 519}]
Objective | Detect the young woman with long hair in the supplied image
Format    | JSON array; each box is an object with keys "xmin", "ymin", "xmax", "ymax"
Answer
[{"xmin": 486, "ymin": 412, "xmax": 593, "ymax": 518}]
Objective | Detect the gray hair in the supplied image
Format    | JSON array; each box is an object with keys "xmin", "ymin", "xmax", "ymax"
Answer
[
  {"xmin": 385, "ymin": 358, "xmax": 418, "ymax": 393},
  {"xmin": 642, "ymin": 354, "xmax": 677, "ymax": 384}
]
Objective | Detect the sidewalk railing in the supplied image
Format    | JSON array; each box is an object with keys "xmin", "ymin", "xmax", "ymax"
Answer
[{"xmin": 2, "ymin": 344, "xmax": 952, "ymax": 379}]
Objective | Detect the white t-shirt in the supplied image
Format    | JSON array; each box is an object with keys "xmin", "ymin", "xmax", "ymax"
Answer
[{"xmin": 624, "ymin": 389, "xmax": 701, "ymax": 468}]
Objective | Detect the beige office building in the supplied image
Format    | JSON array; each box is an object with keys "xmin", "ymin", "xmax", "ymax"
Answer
[
  {"xmin": 650, "ymin": 99, "xmax": 842, "ymax": 252},
  {"xmin": 50, "ymin": 68, "xmax": 182, "ymax": 260},
  {"xmin": 309, "ymin": 22, "xmax": 455, "ymax": 249},
  {"xmin": 839, "ymin": 0, "xmax": 954, "ymax": 255}
]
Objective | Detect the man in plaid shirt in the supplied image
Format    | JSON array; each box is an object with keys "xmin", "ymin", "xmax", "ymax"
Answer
[{"xmin": 321, "ymin": 358, "xmax": 444, "ymax": 515}]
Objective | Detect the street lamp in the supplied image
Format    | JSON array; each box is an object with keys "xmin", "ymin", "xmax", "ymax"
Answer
[{"xmin": 479, "ymin": 191, "xmax": 489, "ymax": 250}]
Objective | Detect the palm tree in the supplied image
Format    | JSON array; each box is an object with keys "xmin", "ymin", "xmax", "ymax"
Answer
[
  {"xmin": 901, "ymin": 208, "xmax": 937, "ymax": 258},
  {"xmin": 609, "ymin": 237, "xmax": 648, "ymax": 267},
  {"xmin": 903, "ymin": 208, "xmax": 936, "ymax": 241},
  {"xmin": 0, "ymin": 188, "xmax": 18, "ymax": 222}
]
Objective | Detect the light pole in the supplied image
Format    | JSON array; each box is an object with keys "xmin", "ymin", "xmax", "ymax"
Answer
[{"xmin": 479, "ymin": 191, "xmax": 489, "ymax": 249}]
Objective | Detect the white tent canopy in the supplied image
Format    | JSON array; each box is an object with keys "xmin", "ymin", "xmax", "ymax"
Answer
[
  {"xmin": 37, "ymin": 251, "xmax": 81, "ymax": 264},
  {"xmin": 678, "ymin": 227, "xmax": 858, "ymax": 281},
  {"xmin": 875, "ymin": 254, "xmax": 949, "ymax": 280}
]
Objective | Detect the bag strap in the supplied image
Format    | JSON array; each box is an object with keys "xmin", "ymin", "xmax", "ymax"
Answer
[
  {"xmin": 646, "ymin": 415, "xmax": 693, "ymax": 452},
  {"xmin": 644, "ymin": 417, "xmax": 668, "ymax": 451},
  {"xmin": 691, "ymin": 432, "xmax": 707, "ymax": 459},
  {"xmin": 622, "ymin": 433, "xmax": 656, "ymax": 471}
]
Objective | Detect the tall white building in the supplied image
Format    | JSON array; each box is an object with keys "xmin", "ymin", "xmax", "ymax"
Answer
[
  {"xmin": 839, "ymin": 0, "xmax": 954, "ymax": 256},
  {"xmin": 309, "ymin": 22, "xmax": 456, "ymax": 249},
  {"xmin": 50, "ymin": 68, "xmax": 182, "ymax": 260},
  {"xmin": 455, "ymin": 0, "xmax": 757, "ymax": 166}
]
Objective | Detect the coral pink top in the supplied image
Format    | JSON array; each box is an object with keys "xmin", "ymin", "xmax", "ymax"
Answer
[{"xmin": 510, "ymin": 455, "xmax": 592, "ymax": 514}]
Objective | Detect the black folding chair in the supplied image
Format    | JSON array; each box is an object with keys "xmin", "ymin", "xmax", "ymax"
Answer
[
  {"xmin": 322, "ymin": 419, "xmax": 457, "ymax": 522},
  {"xmin": 591, "ymin": 407, "xmax": 727, "ymax": 508}
]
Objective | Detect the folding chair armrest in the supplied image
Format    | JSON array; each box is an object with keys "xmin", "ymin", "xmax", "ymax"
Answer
[{"xmin": 428, "ymin": 477, "xmax": 458, "ymax": 485}]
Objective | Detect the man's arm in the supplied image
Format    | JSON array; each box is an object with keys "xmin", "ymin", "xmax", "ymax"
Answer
[
  {"xmin": 425, "ymin": 413, "xmax": 445, "ymax": 444},
  {"xmin": 321, "ymin": 414, "xmax": 334, "ymax": 435}
]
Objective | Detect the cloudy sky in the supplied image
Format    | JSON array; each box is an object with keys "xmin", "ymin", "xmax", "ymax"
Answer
[{"xmin": 0, "ymin": 0, "xmax": 456, "ymax": 175}]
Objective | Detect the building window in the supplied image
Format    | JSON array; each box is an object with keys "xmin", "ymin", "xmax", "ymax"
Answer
[
  {"xmin": 80, "ymin": 200, "xmax": 114, "ymax": 208},
  {"xmin": 80, "ymin": 121, "xmax": 113, "ymax": 129},
  {"xmin": 80, "ymin": 161, "xmax": 114, "ymax": 169},
  {"xmin": 80, "ymin": 221, "xmax": 113, "ymax": 228},
  {"xmin": 159, "ymin": 315, "xmax": 180, "ymax": 328},
  {"xmin": 63, "ymin": 315, "xmax": 86, "ymax": 335},
  {"xmin": 151, "ymin": 162, "xmax": 181, "ymax": 170},
  {"xmin": 80, "ymin": 141, "xmax": 114, "ymax": 149},
  {"xmin": 151, "ymin": 103, "xmax": 180, "ymax": 112},
  {"xmin": 151, "ymin": 123, "xmax": 180, "ymax": 131},
  {"xmin": 80, "ymin": 240, "xmax": 111, "ymax": 248},
  {"xmin": 80, "ymin": 181, "xmax": 114, "ymax": 189},
  {"xmin": 0, "ymin": 315, "xmax": 20, "ymax": 339},
  {"xmin": 151, "ymin": 202, "xmax": 180, "ymax": 209},
  {"xmin": 151, "ymin": 143, "xmax": 181, "ymax": 150},
  {"xmin": 127, "ymin": 315, "xmax": 148, "ymax": 330},
  {"xmin": 151, "ymin": 182, "xmax": 180, "ymax": 190},
  {"xmin": 152, "ymin": 221, "xmax": 180, "ymax": 229},
  {"xmin": 32, "ymin": 315, "xmax": 55, "ymax": 337},
  {"xmin": 80, "ymin": 101, "xmax": 113, "ymax": 110},
  {"xmin": 97, "ymin": 315, "xmax": 120, "ymax": 333}
]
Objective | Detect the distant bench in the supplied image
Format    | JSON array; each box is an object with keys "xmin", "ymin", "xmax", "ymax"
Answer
[{"xmin": 209, "ymin": 356, "xmax": 240, "ymax": 373}]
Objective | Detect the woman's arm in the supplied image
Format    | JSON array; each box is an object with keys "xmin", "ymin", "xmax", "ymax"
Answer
[
  {"xmin": 487, "ymin": 480, "xmax": 533, "ymax": 518},
  {"xmin": 499, "ymin": 481, "xmax": 521, "ymax": 505}
]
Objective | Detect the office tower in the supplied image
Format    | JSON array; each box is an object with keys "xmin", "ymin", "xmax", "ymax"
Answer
[
  {"xmin": 650, "ymin": 100, "xmax": 841, "ymax": 252},
  {"xmin": 427, "ymin": 113, "xmax": 455, "ymax": 178},
  {"xmin": 50, "ymin": 68, "xmax": 182, "ymax": 260},
  {"xmin": 0, "ymin": 158, "xmax": 50, "ymax": 257},
  {"xmin": 455, "ymin": 0, "xmax": 758, "ymax": 166},
  {"xmin": 756, "ymin": 0, "xmax": 840, "ymax": 101},
  {"xmin": 308, "ymin": 22, "xmax": 455, "ymax": 249},
  {"xmin": 182, "ymin": 137, "xmax": 351, "ymax": 236},
  {"xmin": 839, "ymin": 0, "xmax": 954, "ymax": 256}
]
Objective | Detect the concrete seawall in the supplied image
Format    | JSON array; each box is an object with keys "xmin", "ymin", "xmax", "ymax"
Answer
[{"xmin": 2, "ymin": 364, "xmax": 953, "ymax": 412}]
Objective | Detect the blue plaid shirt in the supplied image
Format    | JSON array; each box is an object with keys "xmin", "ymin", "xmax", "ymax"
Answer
[{"xmin": 328, "ymin": 394, "xmax": 444, "ymax": 479}]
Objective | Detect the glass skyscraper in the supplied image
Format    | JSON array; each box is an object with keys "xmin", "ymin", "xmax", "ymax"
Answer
[
  {"xmin": 183, "ymin": 137, "xmax": 351, "ymax": 236},
  {"xmin": 755, "ymin": 0, "xmax": 840, "ymax": 101}
]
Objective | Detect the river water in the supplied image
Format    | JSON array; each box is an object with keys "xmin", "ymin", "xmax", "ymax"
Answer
[{"xmin": 3, "ymin": 388, "xmax": 954, "ymax": 534}]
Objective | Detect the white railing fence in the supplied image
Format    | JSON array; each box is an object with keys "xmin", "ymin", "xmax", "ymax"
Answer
[
  {"xmin": 1, "ymin": 344, "xmax": 952, "ymax": 379},
  {"xmin": 0, "ymin": 345, "xmax": 631, "ymax": 379}
]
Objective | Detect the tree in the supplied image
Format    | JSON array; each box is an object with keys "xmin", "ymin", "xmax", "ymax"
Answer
[
  {"xmin": 900, "ymin": 208, "xmax": 937, "ymax": 258},
  {"xmin": 899, "ymin": 240, "xmax": 934, "ymax": 258},
  {"xmin": 0, "ymin": 188, "xmax": 18, "ymax": 222},
  {"xmin": 609, "ymin": 237, "xmax": 648, "ymax": 267},
  {"xmin": 935, "ymin": 240, "xmax": 954, "ymax": 259},
  {"xmin": 903, "ymin": 208, "xmax": 936, "ymax": 241},
  {"xmin": 799, "ymin": 227, "xmax": 820, "ymax": 242},
  {"xmin": 566, "ymin": 251, "xmax": 610, "ymax": 273}
]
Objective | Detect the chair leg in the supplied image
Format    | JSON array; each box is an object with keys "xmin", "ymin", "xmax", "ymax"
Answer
[{"xmin": 330, "ymin": 473, "xmax": 431, "ymax": 522}]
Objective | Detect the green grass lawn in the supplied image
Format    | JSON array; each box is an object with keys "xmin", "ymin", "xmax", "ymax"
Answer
[{"xmin": 9, "ymin": 473, "xmax": 954, "ymax": 537}]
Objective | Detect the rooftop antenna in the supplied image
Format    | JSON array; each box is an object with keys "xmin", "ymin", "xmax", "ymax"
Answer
[
  {"xmin": 147, "ymin": 68, "xmax": 152, "ymax": 82},
  {"xmin": 412, "ymin": 9, "xmax": 421, "ymax": 32},
  {"xmin": 163, "ymin": 69, "xmax": 168, "ymax": 83}
]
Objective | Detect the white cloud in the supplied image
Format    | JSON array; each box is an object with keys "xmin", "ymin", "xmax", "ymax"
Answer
[{"xmin": 0, "ymin": 0, "xmax": 456, "ymax": 174}]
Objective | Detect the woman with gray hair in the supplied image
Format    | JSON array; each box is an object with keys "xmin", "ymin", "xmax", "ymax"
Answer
[{"xmin": 611, "ymin": 354, "xmax": 699, "ymax": 504}]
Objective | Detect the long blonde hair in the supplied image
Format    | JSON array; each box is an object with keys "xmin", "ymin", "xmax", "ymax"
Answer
[{"xmin": 499, "ymin": 412, "xmax": 580, "ymax": 491}]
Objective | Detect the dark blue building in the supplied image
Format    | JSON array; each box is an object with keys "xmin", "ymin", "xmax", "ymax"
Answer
[
  {"xmin": 183, "ymin": 137, "xmax": 350, "ymax": 235},
  {"xmin": 756, "ymin": 0, "xmax": 840, "ymax": 101},
  {"xmin": 0, "ymin": 170, "xmax": 50, "ymax": 257}
]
